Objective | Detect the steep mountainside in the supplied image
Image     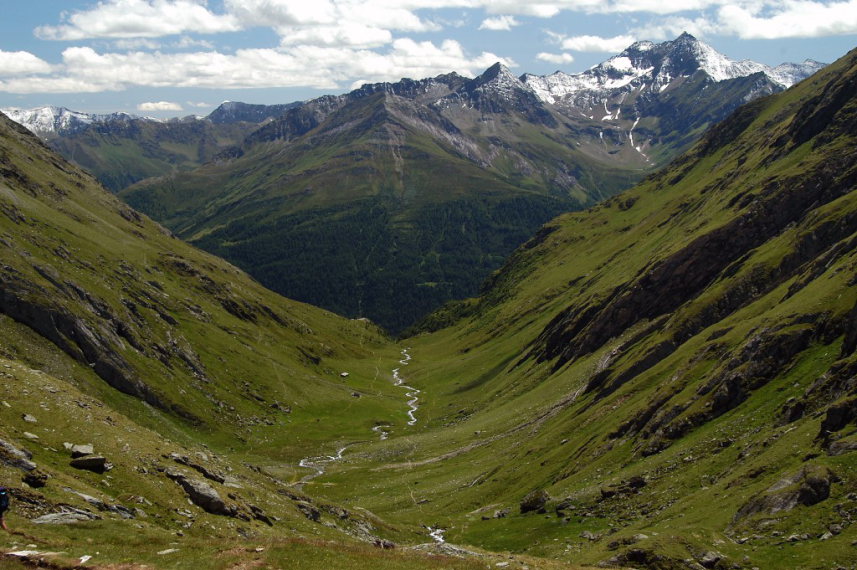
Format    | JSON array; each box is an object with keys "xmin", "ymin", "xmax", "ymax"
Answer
[
  {"xmin": 121, "ymin": 34, "xmax": 820, "ymax": 334},
  {"xmin": 295, "ymin": 46, "xmax": 857, "ymax": 569}
]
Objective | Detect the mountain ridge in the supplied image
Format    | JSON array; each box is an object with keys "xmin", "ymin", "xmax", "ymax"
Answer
[{"xmin": 4, "ymin": 34, "xmax": 829, "ymax": 334}]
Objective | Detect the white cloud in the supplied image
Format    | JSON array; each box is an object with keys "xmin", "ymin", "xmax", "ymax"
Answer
[
  {"xmin": 536, "ymin": 51, "xmax": 575, "ymax": 64},
  {"xmin": 559, "ymin": 34, "xmax": 636, "ymax": 52},
  {"xmin": 0, "ymin": 50, "xmax": 53, "ymax": 76},
  {"xmin": 479, "ymin": 15, "xmax": 520, "ymax": 30},
  {"xmin": 0, "ymin": 40, "xmax": 510, "ymax": 95},
  {"xmin": 112, "ymin": 38, "xmax": 162, "ymax": 51},
  {"xmin": 138, "ymin": 100, "xmax": 183, "ymax": 111},
  {"xmin": 717, "ymin": 0, "xmax": 857, "ymax": 39},
  {"xmin": 278, "ymin": 23, "xmax": 393, "ymax": 48},
  {"xmin": 635, "ymin": 1, "xmax": 857, "ymax": 40},
  {"xmin": 348, "ymin": 38, "xmax": 514, "ymax": 86},
  {"xmin": 479, "ymin": 2, "xmax": 563, "ymax": 17},
  {"xmin": 175, "ymin": 36, "xmax": 215, "ymax": 49},
  {"xmin": 35, "ymin": 0, "xmax": 240, "ymax": 40}
]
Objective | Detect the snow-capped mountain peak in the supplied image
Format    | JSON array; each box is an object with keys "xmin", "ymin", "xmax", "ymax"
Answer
[
  {"xmin": 0, "ymin": 106, "xmax": 141, "ymax": 138},
  {"xmin": 522, "ymin": 33, "xmax": 825, "ymax": 105}
]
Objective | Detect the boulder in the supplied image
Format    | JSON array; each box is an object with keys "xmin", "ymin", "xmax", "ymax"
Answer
[
  {"xmin": 22, "ymin": 469, "xmax": 49, "ymax": 488},
  {"xmin": 296, "ymin": 501, "xmax": 321, "ymax": 522},
  {"xmin": 65, "ymin": 488, "xmax": 135, "ymax": 519},
  {"xmin": 165, "ymin": 469, "xmax": 232, "ymax": 516},
  {"xmin": 580, "ymin": 530, "xmax": 602, "ymax": 541},
  {"xmin": 828, "ymin": 439, "xmax": 857, "ymax": 456},
  {"xmin": 520, "ymin": 489, "xmax": 550, "ymax": 514},
  {"xmin": 698, "ymin": 550, "xmax": 724, "ymax": 568},
  {"xmin": 71, "ymin": 444, "xmax": 95, "ymax": 458},
  {"xmin": 249, "ymin": 503, "xmax": 274, "ymax": 526},
  {"xmin": 70, "ymin": 456, "xmax": 111, "ymax": 473},
  {"xmin": 167, "ymin": 453, "xmax": 225, "ymax": 483},
  {"xmin": 555, "ymin": 498, "xmax": 576, "ymax": 516}
]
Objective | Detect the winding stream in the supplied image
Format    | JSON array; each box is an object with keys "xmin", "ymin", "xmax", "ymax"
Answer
[
  {"xmin": 293, "ymin": 347, "xmax": 443, "ymax": 542},
  {"xmin": 296, "ymin": 444, "xmax": 351, "ymax": 487},
  {"xmin": 295, "ymin": 348, "xmax": 420, "ymax": 487},
  {"xmin": 372, "ymin": 424, "xmax": 391, "ymax": 440},
  {"xmin": 392, "ymin": 348, "xmax": 420, "ymax": 426}
]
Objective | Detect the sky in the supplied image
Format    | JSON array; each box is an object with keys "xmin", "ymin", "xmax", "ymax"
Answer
[{"xmin": 1, "ymin": 1, "xmax": 856, "ymax": 118}]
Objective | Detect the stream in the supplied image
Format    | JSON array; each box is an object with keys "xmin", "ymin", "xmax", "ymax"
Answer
[
  {"xmin": 428, "ymin": 527, "xmax": 446, "ymax": 544},
  {"xmin": 295, "ymin": 348, "xmax": 419, "ymax": 487},
  {"xmin": 392, "ymin": 348, "xmax": 420, "ymax": 426},
  {"xmin": 296, "ymin": 444, "xmax": 351, "ymax": 487},
  {"xmin": 293, "ymin": 348, "xmax": 446, "ymax": 543}
]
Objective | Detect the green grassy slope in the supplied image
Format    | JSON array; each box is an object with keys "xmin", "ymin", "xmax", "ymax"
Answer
[{"xmin": 289, "ymin": 47, "xmax": 857, "ymax": 569}]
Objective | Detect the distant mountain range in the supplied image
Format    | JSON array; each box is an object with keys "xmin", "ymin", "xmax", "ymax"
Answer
[{"xmin": 1, "ymin": 34, "xmax": 827, "ymax": 332}]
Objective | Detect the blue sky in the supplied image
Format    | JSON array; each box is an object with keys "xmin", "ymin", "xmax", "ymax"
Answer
[{"xmin": 1, "ymin": 1, "xmax": 855, "ymax": 118}]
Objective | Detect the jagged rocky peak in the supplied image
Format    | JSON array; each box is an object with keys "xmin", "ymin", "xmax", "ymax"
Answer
[
  {"xmin": 469, "ymin": 62, "xmax": 526, "ymax": 91},
  {"xmin": 350, "ymin": 71, "xmax": 467, "ymax": 102}
]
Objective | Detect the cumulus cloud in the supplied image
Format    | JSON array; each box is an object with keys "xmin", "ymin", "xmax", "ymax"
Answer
[
  {"xmin": 479, "ymin": 16, "xmax": 520, "ymax": 31},
  {"xmin": 634, "ymin": 0, "xmax": 857, "ymax": 40},
  {"xmin": 0, "ymin": 50, "xmax": 53, "ymax": 76},
  {"xmin": 717, "ymin": 0, "xmax": 857, "ymax": 39},
  {"xmin": 35, "ymin": 0, "xmax": 239, "ymax": 40},
  {"xmin": 138, "ymin": 100, "xmax": 183, "ymax": 111},
  {"xmin": 536, "ymin": 52, "xmax": 575, "ymax": 64},
  {"xmin": 559, "ymin": 34, "xmax": 637, "ymax": 52},
  {"xmin": 348, "ymin": 38, "xmax": 514, "ymax": 86},
  {"xmin": 112, "ymin": 38, "xmax": 162, "ymax": 51},
  {"xmin": 0, "ymin": 40, "xmax": 510, "ymax": 95},
  {"xmin": 278, "ymin": 23, "xmax": 393, "ymax": 48}
]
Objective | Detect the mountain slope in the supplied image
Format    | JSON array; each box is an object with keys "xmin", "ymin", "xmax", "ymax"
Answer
[
  {"xmin": 122, "ymin": 81, "xmax": 625, "ymax": 334},
  {"xmin": 120, "ymin": 34, "xmax": 817, "ymax": 334},
  {"xmin": 0, "ymin": 104, "xmax": 292, "ymax": 192},
  {"xmin": 295, "ymin": 46, "xmax": 857, "ymax": 569},
  {"xmin": 0, "ymin": 110, "xmax": 480, "ymax": 567}
]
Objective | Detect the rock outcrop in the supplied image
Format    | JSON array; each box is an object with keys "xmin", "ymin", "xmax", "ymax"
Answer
[{"xmin": 734, "ymin": 465, "xmax": 838, "ymax": 521}]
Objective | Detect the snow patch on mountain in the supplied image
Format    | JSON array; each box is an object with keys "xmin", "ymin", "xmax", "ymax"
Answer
[{"xmin": 767, "ymin": 60, "xmax": 827, "ymax": 88}]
